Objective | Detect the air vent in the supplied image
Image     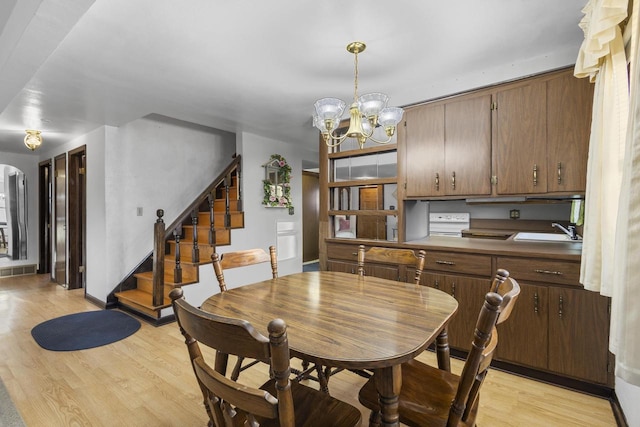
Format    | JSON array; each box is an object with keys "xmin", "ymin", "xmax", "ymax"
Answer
[{"xmin": 0, "ymin": 265, "xmax": 37, "ymax": 277}]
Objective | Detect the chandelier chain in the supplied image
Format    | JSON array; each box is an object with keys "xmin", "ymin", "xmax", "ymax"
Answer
[{"xmin": 353, "ymin": 50, "xmax": 359, "ymax": 103}]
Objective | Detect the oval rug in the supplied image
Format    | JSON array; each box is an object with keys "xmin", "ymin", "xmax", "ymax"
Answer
[{"xmin": 31, "ymin": 310, "xmax": 141, "ymax": 351}]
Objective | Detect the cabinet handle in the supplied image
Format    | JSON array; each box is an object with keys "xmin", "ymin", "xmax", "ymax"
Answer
[
  {"xmin": 557, "ymin": 162, "xmax": 562, "ymax": 184},
  {"xmin": 435, "ymin": 173, "xmax": 440, "ymax": 191},
  {"xmin": 534, "ymin": 269, "xmax": 563, "ymax": 276},
  {"xmin": 451, "ymin": 283, "xmax": 456, "ymax": 298},
  {"xmin": 451, "ymin": 171, "xmax": 456, "ymax": 190},
  {"xmin": 351, "ymin": 252, "xmax": 357, "ymax": 256},
  {"xmin": 434, "ymin": 279, "xmax": 440, "ymax": 289},
  {"xmin": 558, "ymin": 295, "xmax": 563, "ymax": 318},
  {"xmin": 534, "ymin": 292, "xmax": 539, "ymax": 313},
  {"xmin": 435, "ymin": 260, "xmax": 456, "ymax": 266},
  {"xmin": 533, "ymin": 164, "xmax": 538, "ymax": 186}
]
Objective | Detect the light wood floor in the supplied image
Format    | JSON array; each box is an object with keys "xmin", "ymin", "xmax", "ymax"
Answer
[{"xmin": 0, "ymin": 274, "xmax": 617, "ymax": 426}]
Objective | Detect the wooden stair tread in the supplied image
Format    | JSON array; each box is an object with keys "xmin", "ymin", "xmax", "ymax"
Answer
[
  {"xmin": 114, "ymin": 289, "xmax": 171, "ymax": 310},
  {"xmin": 134, "ymin": 271, "xmax": 198, "ymax": 287}
]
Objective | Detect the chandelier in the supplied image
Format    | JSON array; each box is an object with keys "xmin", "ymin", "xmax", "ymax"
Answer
[
  {"xmin": 24, "ymin": 129, "xmax": 43, "ymax": 151},
  {"xmin": 313, "ymin": 41, "xmax": 404, "ymax": 150}
]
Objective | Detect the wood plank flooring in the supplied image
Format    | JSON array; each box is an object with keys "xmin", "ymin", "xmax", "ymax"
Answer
[{"xmin": 0, "ymin": 274, "xmax": 617, "ymax": 426}]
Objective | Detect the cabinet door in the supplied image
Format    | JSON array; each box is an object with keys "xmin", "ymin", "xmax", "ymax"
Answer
[
  {"xmin": 404, "ymin": 104, "xmax": 445, "ymax": 197},
  {"xmin": 444, "ymin": 94, "xmax": 492, "ymax": 195},
  {"xmin": 495, "ymin": 81, "xmax": 547, "ymax": 194},
  {"xmin": 546, "ymin": 72, "xmax": 593, "ymax": 193},
  {"xmin": 548, "ymin": 287, "xmax": 610, "ymax": 384},
  {"xmin": 496, "ymin": 282, "xmax": 549, "ymax": 369},
  {"xmin": 326, "ymin": 260, "xmax": 357, "ymax": 274},
  {"xmin": 363, "ymin": 263, "xmax": 400, "ymax": 281}
]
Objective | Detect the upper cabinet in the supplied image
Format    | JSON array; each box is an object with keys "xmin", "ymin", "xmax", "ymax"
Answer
[
  {"xmin": 495, "ymin": 69, "xmax": 593, "ymax": 195},
  {"xmin": 402, "ymin": 67, "xmax": 593, "ymax": 199},
  {"xmin": 403, "ymin": 92, "xmax": 492, "ymax": 197}
]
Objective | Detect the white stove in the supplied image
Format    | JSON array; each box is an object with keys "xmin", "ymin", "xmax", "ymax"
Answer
[{"xmin": 429, "ymin": 212, "xmax": 470, "ymax": 237}]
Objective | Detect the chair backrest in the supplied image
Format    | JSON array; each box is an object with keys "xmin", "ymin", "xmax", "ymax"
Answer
[
  {"xmin": 357, "ymin": 244, "xmax": 426, "ymax": 284},
  {"xmin": 212, "ymin": 246, "xmax": 277, "ymax": 292},
  {"xmin": 448, "ymin": 270, "xmax": 520, "ymax": 425},
  {"xmin": 169, "ymin": 287, "xmax": 295, "ymax": 427}
]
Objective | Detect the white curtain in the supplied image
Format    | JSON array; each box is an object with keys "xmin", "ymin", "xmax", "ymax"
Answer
[{"xmin": 575, "ymin": 0, "xmax": 640, "ymax": 385}]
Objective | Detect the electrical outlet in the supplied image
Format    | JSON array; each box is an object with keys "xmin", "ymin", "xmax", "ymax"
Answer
[
  {"xmin": 137, "ymin": 207, "xmax": 143, "ymax": 216},
  {"xmin": 509, "ymin": 209, "xmax": 520, "ymax": 219}
]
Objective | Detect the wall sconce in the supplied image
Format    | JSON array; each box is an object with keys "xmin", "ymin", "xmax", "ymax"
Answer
[{"xmin": 24, "ymin": 130, "xmax": 43, "ymax": 151}]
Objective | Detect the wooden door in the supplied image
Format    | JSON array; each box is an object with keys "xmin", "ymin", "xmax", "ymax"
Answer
[
  {"xmin": 362, "ymin": 263, "xmax": 400, "ymax": 281},
  {"xmin": 444, "ymin": 94, "xmax": 492, "ymax": 195},
  {"xmin": 404, "ymin": 104, "xmax": 445, "ymax": 197},
  {"xmin": 445, "ymin": 274, "xmax": 491, "ymax": 351},
  {"xmin": 38, "ymin": 160, "xmax": 52, "ymax": 275},
  {"xmin": 496, "ymin": 282, "xmax": 549, "ymax": 369},
  {"xmin": 302, "ymin": 172, "xmax": 319, "ymax": 263},
  {"xmin": 547, "ymin": 287, "xmax": 610, "ymax": 384},
  {"xmin": 546, "ymin": 72, "xmax": 593, "ymax": 193},
  {"xmin": 326, "ymin": 260, "xmax": 357, "ymax": 274},
  {"xmin": 357, "ymin": 186, "xmax": 385, "ymax": 239},
  {"xmin": 495, "ymin": 80, "xmax": 547, "ymax": 194},
  {"xmin": 54, "ymin": 154, "xmax": 67, "ymax": 287},
  {"xmin": 68, "ymin": 146, "xmax": 86, "ymax": 290}
]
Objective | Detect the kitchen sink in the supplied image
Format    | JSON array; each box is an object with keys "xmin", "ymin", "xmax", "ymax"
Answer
[{"xmin": 513, "ymin": 232, "xmax": 581, "ymax": 242}]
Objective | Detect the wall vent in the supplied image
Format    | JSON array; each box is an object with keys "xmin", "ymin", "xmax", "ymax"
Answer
[{"xmin": 0, "ymin": 265, "xmax": 37, "ymax": 277}]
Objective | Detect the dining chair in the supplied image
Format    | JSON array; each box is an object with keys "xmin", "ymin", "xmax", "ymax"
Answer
[
  {"xmin": 358, "ymin": 269, "xmax": 520, "ymax": 427},
  {"xmin": 211, "ymin": 246, "xmax": 277, "ymax": 381},
  {"xmin": 169, "ymin": 288, "xmax": 362, "ymax": 427},
  {"xmin": 357, "ymin": 244, "xmax": 426, "ymax": 284}
]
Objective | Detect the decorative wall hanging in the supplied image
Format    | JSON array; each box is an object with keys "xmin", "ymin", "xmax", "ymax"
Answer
[{"xmin": 262, "ymin": 154, "xmax": 294, "ymax": 214}]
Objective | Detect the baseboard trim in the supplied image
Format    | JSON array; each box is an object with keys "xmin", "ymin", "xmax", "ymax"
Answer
[{"xmin": 611, "ymin": 390, "xmax": 629, "ymax": 427}]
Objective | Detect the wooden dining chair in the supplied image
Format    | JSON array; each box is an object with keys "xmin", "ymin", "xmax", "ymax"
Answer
[
  {"xmin": 357, "ymin": 244, "xmax": 426, "ymax": 284},
  {"xmin": 358, "ymin": 270, "xmax": 520, "ymax": 427},
  {"xmin": 211, "ymin": 246, "xmax": 278, "ymax": 381},
  {"xmin": 169, "ymin": 288, "xmax": 362, "ymax": 427}
]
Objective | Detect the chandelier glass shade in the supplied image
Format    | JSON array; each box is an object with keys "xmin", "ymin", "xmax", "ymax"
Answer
[
  {"xmin": 24, "ymin": 129, "xmax": 43, "ymax": 151},
  {"xmin": 313, "ymin": 42, "xmax": 404, "ymax": 149}
]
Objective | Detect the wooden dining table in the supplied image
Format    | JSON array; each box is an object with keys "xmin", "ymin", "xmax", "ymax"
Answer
[{"xmin": 200, "ymin": 270, "xmax": 458, "ymax": 427}]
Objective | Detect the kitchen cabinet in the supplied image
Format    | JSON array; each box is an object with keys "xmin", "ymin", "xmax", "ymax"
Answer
[
  {"xmin": 403, "ymin": 92, "xmax": 492, "ymax": 198},
  {"xmin": 494, "ymin": 69, "xmax": 593, "ymax": 195},
  {"xmin": 420, "ymin": 250, "xmax": 493, "ymax": 350},
  {"xmin": 495, "ymin": 256, "xmax": 610, "ymax": 385}
]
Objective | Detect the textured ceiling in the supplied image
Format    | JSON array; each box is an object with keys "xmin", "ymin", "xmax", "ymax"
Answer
[{"xmin": 0, "ymin": 0, "xmax": 588, "ymax": 155}]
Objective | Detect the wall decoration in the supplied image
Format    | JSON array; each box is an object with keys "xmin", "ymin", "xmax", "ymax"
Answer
[{"xmin": 262, "ymin": 154, "xmax": 293, "ymax": 214}]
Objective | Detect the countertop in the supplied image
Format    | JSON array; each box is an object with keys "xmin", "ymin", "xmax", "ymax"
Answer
[{"xmin": 327, "ymin": 234, "xmax": 583, "ymax": 262}]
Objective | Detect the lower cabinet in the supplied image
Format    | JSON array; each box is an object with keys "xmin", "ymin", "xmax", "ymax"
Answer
[
  {"xmin": 496, "ymin": 256, "xmax": 611, "ymax": 385},
  {"xmin": 421, "ymin": 272, "xmax": 490, "ymax": 351},
  {"xmin": 324, "ymin": 241, "xmax": 611, "ymax": 386}
]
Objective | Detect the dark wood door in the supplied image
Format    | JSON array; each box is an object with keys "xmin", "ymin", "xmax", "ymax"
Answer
[
  {"xmin": 38, "ymin": 160, "xmax": 52, "ymax": 275},
  {"xmin": 444, "ymin": 94, "xmax": 492, "ymax": 195},
  {"xmin": 548, "ymin": 287, "xmax": 610, "ymax": 384},
  {"xmin": 404, "ymin": 104, "xmax": 445, "ymax": 197},
  {"xmin": 302, "ymin": 171, "xmax": 319, "ymax": 263},
  {"xmin": 357, "ymin": 186, "xmax": 385, "ymax": 239},
  {"xmin": 495, "ymin": 80, "xmax": 547, "ymax": 194},
  {"xmin": 68, "ymin": 146, "xmax": 86, "ymax": 290},
  {"xmin": 546, "ymin": 72, "xmax": 593, "ymax": 193},
  {"xmin": 496, "ymin": 282, "xmax": 549, "ymax": 369},
  {"xmin": 326, "ymin": 260, "xmax": 357, "ymax": 274},
  {"xmin": 54, "ymin": 154, "xmax": 66, "ymax": 287}
]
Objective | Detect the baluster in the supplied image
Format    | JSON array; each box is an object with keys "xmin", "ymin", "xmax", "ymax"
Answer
[
  {"xmin": 173, "ymin": 228, "xmax": 182, "ymax": 284},
  {"xmin": 191, "ymin": 210, "xmax": 200, "ymax": 263},
  {"xmin": 236, "ymin": 164, "xmax": 243, "ymax": 212},
  {"xmin": 208, "ymin": 192, "xmax": 216, "ymax": 246},
  {"xmin": 224, "ymin": 174, "xmax": 231, "ymax": 228},
  {"xmin": 152, "ymin": 209, "xmax": 165, "ymax": 307}
]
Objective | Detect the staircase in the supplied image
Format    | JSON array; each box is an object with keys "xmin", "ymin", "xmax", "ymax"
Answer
[{"xmin": 113, "ymin": 156, "xmax": 243, "ymax": 323}]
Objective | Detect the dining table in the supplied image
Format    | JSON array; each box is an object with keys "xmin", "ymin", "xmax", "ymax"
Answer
[{"xmin": 200, "ymin": 270, "xmax": 459, "ymax": 427}]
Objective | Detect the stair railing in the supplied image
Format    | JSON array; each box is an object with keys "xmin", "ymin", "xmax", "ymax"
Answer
[{"xmin": 151, "ymin": 155, "xmax": 242, "ymax": 304}]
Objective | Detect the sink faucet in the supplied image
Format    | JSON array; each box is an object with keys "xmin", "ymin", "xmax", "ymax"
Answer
[{"xmin": 551, "ymin": 222, "xmax": 580, "ymax": 240}]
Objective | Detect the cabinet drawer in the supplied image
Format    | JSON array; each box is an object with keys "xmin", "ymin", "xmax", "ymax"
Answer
[
  {"xmin": 325, "ymin": 243, "xmax": 360, "ymax": 262},
  {"xmin": 423, "ymin": 251, "xmax": 492, "ymax": 276},
  {"xmin": 496, "ymin": 257, "xmax": 580, "ymax": 286}
]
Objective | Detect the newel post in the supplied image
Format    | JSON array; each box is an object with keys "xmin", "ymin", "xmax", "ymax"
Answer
[{"xmin": 152, "ymin": 209, "xmax": 165, "ymax": 307}]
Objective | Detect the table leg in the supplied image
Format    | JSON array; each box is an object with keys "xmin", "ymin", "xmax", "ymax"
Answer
[
  {"xmin": 373, "ymin": 365, "xmax": 401, "ymax": 427},
  {"xmin": 436, "ymin": 327, "xmax": 451, "ymax": 372}
]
